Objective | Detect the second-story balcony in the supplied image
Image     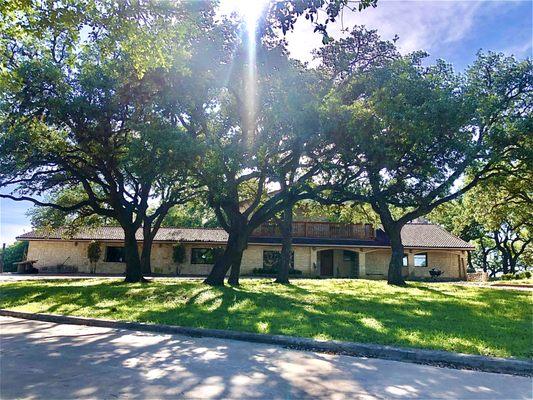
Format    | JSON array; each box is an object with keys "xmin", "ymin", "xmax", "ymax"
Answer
[{"xmin": 251, "ymin": 221, "xmax": 375, "ymax": 240}]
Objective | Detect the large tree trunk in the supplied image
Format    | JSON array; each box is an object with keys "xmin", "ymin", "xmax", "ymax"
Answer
[
  {"xmin": 205, "ymin": 231, "xmax": 247, "ymax": 286},
  {"xmin": 276, "ymin": 206, "xmax": 293, "ymax": 284},
  {"xmin": 123, "ymin": 228, "xmax": 144, "ymax": 283},
  {"xmin": 467, "ymin": 251, "xmax": 474, "ymax": 272},
  {"xmin": 480, "ymin": 239, "xmax": 489, "ymax": 273},
  {"xmin": 228, "ymin": 249, "xmax": 245, "ymax": 286},
  {"xmin": 383, "ymin": 224, "xmax": 406, "ymax": 286},
  {"xmin": 141, "ymin": 224, "xmax": 153, "ymax": 275},
  {"xmin": 140, "ymin": 211, "xmax": 169, "ymax": 276},
  {"xmin": 501, "ymin": 250, "xmax": 510, "ymax": 274},
  {"xmin": 140, "ymin": 244, "xmax": 152, "ymax": 275},
  {"xmin": 509, "ymin": 257, "xmax": 517, "ymax": 274},
  {"xmin": 494, "ymin": 230, "xmax": 510, "ymax": 274}
]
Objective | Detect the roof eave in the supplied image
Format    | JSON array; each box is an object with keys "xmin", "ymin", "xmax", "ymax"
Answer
[{"xmin": 17, "ymin": 236, "xmax": 475, "ymax": 250}]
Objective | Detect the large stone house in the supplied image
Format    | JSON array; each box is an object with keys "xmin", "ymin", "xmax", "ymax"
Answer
[{"xmin": 17, "ymin": 220, "xmax": 473, "ymax": 280}]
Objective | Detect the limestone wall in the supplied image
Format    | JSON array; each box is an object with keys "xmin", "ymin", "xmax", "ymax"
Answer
[
  {"xmin": 241, "ymin": 245, "xmax": 314, "ymax": 275},
  {"xmin": 359, "ymin": 249, "xmax": 466, "ymax": 279},
  {"xmin": 26, "ymin": 241, "xmax": 316, "ymax": 276},
  {"xmin": 365, "ymin": 250, "xmax": 390, "ymax": 278},
  {"xmin": 25, "ymin": 240, "xmax": 467, "ymax": 279},
  {"xmin": 28, "ymin": 240, "xmax": 134, "ymax": 274},
  {"xmin": 28, "ymin": 240, "xmax": 91, "ymax": 272},
  {"xmin": 410, "ymin": 250, "xmax": 464, "ymax": 279}
]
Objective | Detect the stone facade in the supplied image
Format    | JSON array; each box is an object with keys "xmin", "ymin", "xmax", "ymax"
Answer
[
  {"xmin": 467, "ymin": 271, "xmax": 489, "ymax": 282},
  {"xmin": 25, "ymin": 239, "xmax": 469, "ymax": 280}
]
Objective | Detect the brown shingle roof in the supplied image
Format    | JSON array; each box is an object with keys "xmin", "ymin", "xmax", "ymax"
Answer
[
  {"xmin": 400, "ymin": 223, "xmax": 474, "ymax": 249},
  {"xmin": 17, "ymin": 222, "xmax": 474, "ymax": 250},
  {"xmin": 16, "ymin": 226, "xmax": 229, "ymax": 243}
]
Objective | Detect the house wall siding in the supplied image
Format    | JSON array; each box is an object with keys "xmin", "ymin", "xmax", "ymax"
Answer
[{"xmin": 24, "ymin": 240, "xmax": 466, "ymax": 279}]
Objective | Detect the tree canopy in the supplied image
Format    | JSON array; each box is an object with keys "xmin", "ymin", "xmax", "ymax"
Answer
[
  {"xmin": 316, "ymin": 43, "xmax": 532, "ymax": 284},
  {"xmin": 1, "ymin": 1, "xmax": 531, "ymax": 286},
  {"xmin": 431, "ymin": 144, "xmax": 533, "ymax": 276},
  {"xmin": 0, "ymin": 1, "xmax": 206, "ymax": 281}
]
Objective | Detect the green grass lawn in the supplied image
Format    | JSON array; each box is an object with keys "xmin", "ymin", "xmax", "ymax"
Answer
[{"xmin": 0, "ymin": 278, "xmax": 531, "ymax": 359}]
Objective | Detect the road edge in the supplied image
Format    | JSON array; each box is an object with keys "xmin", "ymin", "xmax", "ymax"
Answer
[{"xmin": 1, "ymin": 309, "xmax": 531, "ymax": 376}]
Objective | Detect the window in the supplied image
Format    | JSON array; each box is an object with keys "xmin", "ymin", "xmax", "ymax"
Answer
[
  {"xmin": 403, "ymin": 254, "xmax": 408, "ymax": 267},
  {"xmin": 191, "ymin": 248, "xmax": 216, "ymax": 264},
  {"xmin": 105, "ymin": 246, "xmax": 125, "ymax": 263},
  {"xmin": 343, "ymin": 251, "xmax": 356, "ymax": 262},
  {"xmin": 414, "ymin": 253, "xmax": 428, "ymax": 267},
  {"xmin": 263, "ymin": 250, "xmax": 294, "ymax": 271}
]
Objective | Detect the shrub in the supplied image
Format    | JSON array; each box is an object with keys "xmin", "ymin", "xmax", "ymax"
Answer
[
  {"xmin": 499, "ymin": 272, "xmax": 531, "ymax": 281},
  {"xmin": 0, "ymin": 241, "xmax": 28, "ymax": 272},
  {"xmin": 514, "ymin": 271, "xmax": 531, "ymax": 280},
  {"xmin": 172, "ymin": 244, "xmax": 186, "ymax": 264},
  {"xmin": 87, "ymin": 241, "xmax": 101, "ymax": 263},
  {"xmin": 87, "ymin": 241, "xmax": 101, "ymax": 274}
]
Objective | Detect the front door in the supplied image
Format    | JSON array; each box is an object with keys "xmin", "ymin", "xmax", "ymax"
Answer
[{"xmin": 320, "ymin": 250, "xmax": 334, "ymax": 276}]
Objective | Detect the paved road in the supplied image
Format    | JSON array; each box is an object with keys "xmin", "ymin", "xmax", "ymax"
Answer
[{"xmin": 1, "ymin": 317, "xmax": 531, "ymax": 399}]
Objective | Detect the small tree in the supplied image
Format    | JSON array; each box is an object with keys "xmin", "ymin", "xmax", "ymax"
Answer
[{"xmin": 87, "ymin": 241, "xmax": 101, "ymax": 274}]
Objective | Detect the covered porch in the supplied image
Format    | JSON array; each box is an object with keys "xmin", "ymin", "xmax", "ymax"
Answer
[
  {"xmin": 311, "ymin": 247, "xmax": 407, "ymax": 279},
  {"xmin": 313, "ymin": 248, "xmax": 362, "ymax": 278},
  {"xmin": 310, "ymin": 247, "xmax": 469, "ymax": 280}
]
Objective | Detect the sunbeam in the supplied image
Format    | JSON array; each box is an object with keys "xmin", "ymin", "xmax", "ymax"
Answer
[{"xmin": 224, "ymin": 0, "xmax": 269, "ymax": 144}]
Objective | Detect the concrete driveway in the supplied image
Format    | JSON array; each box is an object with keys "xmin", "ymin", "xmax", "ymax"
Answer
[{"xmin": 0, "ymin": 317, "xmax": 531, "ymax": 399}]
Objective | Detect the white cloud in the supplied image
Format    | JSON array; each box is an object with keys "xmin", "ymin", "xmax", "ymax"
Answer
[
  {"xmin": 285, "ymin": 0, "xmax": 518, "ymax": 62},
  {"xmin": 504, "ymin": 40, "xmax": 533, "ymax": 58}
]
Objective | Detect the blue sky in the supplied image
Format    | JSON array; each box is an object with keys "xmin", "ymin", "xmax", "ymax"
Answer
[
  {"xmin": 285, "ymin": 0, "xmax": 532, "ymax": 70},
  {"xmin": 1, "ymin": 0, "xmax": 531, "ymax": 245}
]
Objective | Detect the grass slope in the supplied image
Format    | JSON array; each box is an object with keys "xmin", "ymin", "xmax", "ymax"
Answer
[{"xmin": 0, "ymin": 278, "xmax": 531, "ymax": 358}]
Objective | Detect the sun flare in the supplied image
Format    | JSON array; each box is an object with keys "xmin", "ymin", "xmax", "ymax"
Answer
[{"xmin": 232, "ymin": 0, "xmax": 269, "ymax": 28}]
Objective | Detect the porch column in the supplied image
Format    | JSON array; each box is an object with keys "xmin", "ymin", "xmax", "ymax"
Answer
[
  {"xmin": 358, "ymin": 251, "xmax": 366, "ymax": 277},
  {"xmin": 407, "ymin": 252, "xmax": 415, "ymax": 276},
  {"xmin": 310, "ymin": 248, "xmax": 318, "ymax": 275}
]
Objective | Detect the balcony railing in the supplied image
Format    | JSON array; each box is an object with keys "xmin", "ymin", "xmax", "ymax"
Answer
[{"xmin": 251, "ymin": 222, "xmax": 375, "ymax": 240}]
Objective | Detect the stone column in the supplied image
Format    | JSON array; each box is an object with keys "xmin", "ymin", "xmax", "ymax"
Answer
[
  {"xmin": 407, "ymin": 252, "xmax": 415, "ymax": 276},
  {"xmin": 310, "ymin": 247, "xmax": 318, "ymax": 276},
  {"xmin": 358, "ymin": 251, "xmax": 366, "ymax": 278}
]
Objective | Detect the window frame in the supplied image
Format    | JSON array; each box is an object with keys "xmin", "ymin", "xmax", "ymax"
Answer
[
  {"xmin": 104, "ymin": 246, "xmax": 125, "ymax": 263},
  {"xmin": 403, "ymin": 254, "xmax": 409, "ymax": 267},
  {"xmin": 343, "ymin": 250, "xmax": 357, "ymax": 262},
  {"xmin": 190, "ymin": 248, "xmax": 216, "ymax": 265},
  {"xmin": 414, "ymin": 252, "xmax": 428, "ymax": 267}
]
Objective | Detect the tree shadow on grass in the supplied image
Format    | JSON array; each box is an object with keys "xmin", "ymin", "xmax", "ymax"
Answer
[
  {"xmin": 0, "ymin": 280, "xmax": 531, "ymax": 358},
  {"xmin": 138, "ymin": 285, "xmax": 531, "ymax": 358}
]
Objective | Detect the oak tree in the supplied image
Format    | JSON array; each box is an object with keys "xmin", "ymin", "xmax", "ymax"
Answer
[{"xmin": 320, "ymin": 51, "xmax": 532, "ymax": 285}]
